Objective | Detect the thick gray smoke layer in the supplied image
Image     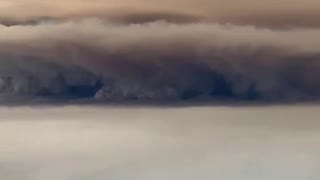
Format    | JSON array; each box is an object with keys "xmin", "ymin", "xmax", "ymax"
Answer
[{"xmin": 1, "ymin": 20, "xmax": 320, "ymax": 103}]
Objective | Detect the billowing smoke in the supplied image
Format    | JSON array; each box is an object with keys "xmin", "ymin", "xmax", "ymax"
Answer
[{"xmin": 1, "ymin": 20, "xmax": 320, "ymax": 103}]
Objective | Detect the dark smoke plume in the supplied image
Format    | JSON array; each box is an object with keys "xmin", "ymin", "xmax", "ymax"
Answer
[{"xmin": 1, "ymin": 20, "xmax": 320, "ymax": 103}]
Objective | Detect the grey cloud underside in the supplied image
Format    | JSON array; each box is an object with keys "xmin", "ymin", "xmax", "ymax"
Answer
[{"xmin": 1, "ymin": 20, "xmax": 320, "ymax": 103}]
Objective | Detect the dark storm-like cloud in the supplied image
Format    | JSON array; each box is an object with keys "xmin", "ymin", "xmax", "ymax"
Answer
[{"xmin": 1, "ymin": 20, "xmax": 320, "ymax": 102}]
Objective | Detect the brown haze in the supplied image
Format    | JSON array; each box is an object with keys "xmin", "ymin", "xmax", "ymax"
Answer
[{"xmin": 1, "ymin": 0, "xmax": 320, "ymax": 27}]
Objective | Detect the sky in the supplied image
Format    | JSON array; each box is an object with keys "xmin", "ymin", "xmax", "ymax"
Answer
[
  {"xmin": 1, "ymin": 0, "xmax": 320, "ymax": 27},
  {"xmin": 0, "ymin": 0, "xmax": 320, "ymax": 103}
]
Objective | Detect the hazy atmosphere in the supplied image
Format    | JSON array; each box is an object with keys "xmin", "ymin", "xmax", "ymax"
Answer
[
  {"xmin": 1, "ymin": 0, "xmax": 320, "ymax": 27},
  {"xmin": 1, "ymin": 0, "xmax": 320, "ymax": 103},
  {"xmin": 1, "ymin": 105, "xmax": 320, "ymax": 180},
  {"xmin": 0, "ymin": 0, "xmax": 320, "ymax": 180}
]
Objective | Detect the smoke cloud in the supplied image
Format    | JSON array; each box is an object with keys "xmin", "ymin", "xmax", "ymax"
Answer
[
  {"xmin": 2, "ymin": 0, "xmax": 320, "ymax": 28},
  {"xmin": 1, "ymin": 19, "xmax": 320, "ymax": 103}
]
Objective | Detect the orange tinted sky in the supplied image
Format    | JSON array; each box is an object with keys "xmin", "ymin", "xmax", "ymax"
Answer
[{"xmin": 1, "ymin": 0, "xmax": 320, "ymax": 27}]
